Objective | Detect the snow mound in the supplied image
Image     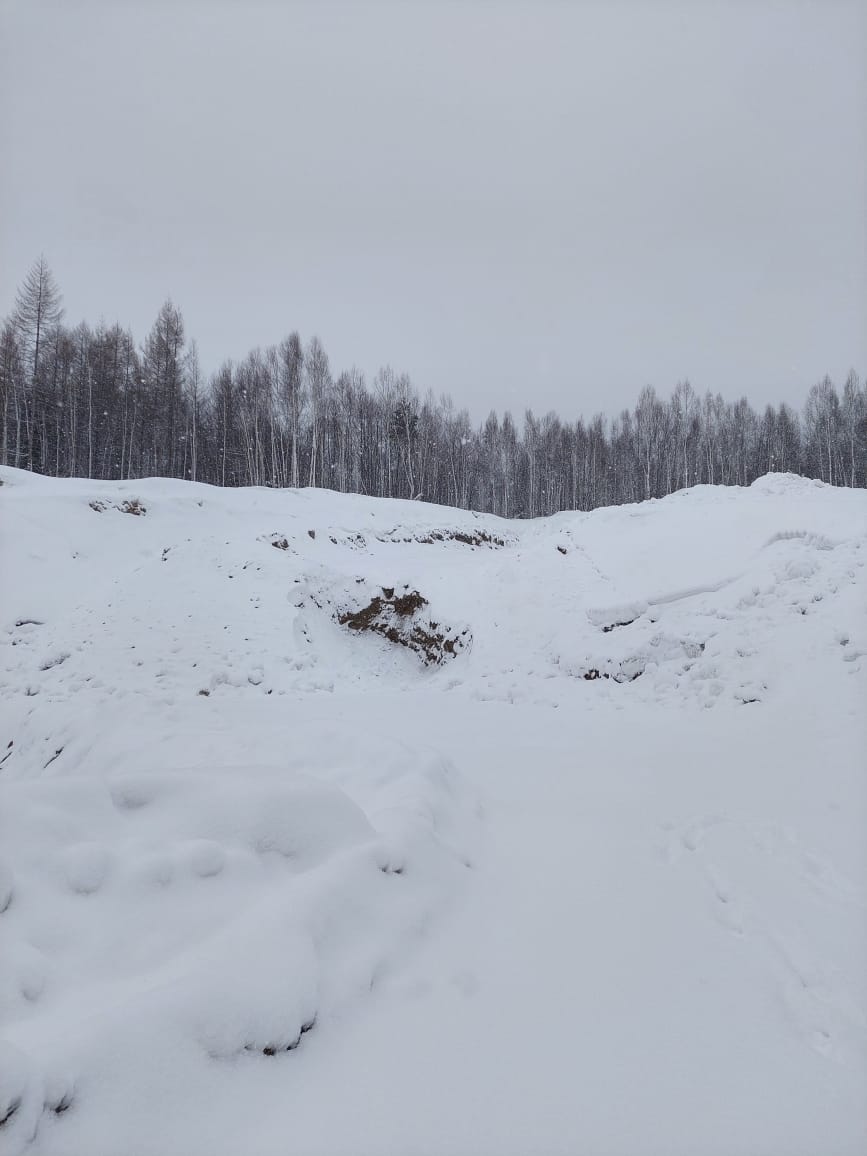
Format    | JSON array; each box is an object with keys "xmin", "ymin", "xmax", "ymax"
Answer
[{"xmin": 0, "ymin": 465, "xmax": 865, "ymax": 1155}]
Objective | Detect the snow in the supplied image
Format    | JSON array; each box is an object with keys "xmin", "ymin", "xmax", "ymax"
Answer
[{"xmin": 1, "ymin": 465, "xmax": 865, "ymax": 1155}]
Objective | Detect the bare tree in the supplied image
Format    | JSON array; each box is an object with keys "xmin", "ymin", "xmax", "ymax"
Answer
[
  {"xmin": 3, "ymin": 257, "xmax": 865, "ymax": 510},
  {"xmin": 305, "ymin": 336, "xmax": 330, "ymax": 487},
  {"xmin": 840, "ymin": 370, "xmax": 864, "ymax": 488},
  {"xmin": 185, "ymin": 339, "xmax": 202, "ymax": 482},
  {"xmin": 141, "ymin": 300, "xmax": 185, "ymax": 476},
  {"xmin": 13, "ymin": 256, "xmax": 64, "ymax": 386},
  {"xmin": 279, "ymin": 332, "xmax": 304, "ymax": 487},
  {"xmin": 11, "ymin": 257, "xmax": 64, "ymax": 469}
]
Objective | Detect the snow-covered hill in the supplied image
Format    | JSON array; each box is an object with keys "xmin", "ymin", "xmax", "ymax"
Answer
[{"xmin": 1, "ymin": 466, "xmax": 865, "ymax": 1156}]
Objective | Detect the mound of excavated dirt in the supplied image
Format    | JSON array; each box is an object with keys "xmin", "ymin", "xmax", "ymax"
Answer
[{"xmin": 337, "ymin": 585, "xmax": 470, "ymax": 666}]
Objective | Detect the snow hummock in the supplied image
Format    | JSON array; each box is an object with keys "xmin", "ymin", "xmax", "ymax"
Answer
[{"xmin": 1, "ymin": 466, "xmax": 865, "ymax": 1156}]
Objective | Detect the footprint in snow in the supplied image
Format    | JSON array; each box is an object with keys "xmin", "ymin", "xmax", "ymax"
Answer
[
  {"xmin": 680, "ymin": 814, "xmax": 726, "ymax": 853},
  {"xmin": 706, "ymin": 865, "xmax": 745, "ymax": 936}
]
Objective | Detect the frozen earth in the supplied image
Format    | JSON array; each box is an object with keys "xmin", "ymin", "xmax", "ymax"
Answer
[{"xmin": 0, "ymin": 466, "xmax": 865, "ymax": 1155}]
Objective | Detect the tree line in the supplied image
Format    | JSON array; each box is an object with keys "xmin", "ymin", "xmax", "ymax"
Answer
[{"xmin": 2, "ymin": 257, "xmax": 865, "ymax": 516}]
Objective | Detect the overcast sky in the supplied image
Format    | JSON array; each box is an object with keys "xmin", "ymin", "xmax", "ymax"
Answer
[{"xmin": 1, "ymin": 0, "xmax": 864, "ymax": 422}]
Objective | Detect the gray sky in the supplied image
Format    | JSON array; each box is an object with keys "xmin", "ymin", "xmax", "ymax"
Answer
[{"xmin": 1, "ymin": 0, "xmax": 864, "ymax": 422}]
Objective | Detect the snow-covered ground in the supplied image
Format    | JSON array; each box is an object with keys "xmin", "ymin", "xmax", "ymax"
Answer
[{"xmin": 1, "ymin": 465, "xmax": 865, "ymax": 1156}]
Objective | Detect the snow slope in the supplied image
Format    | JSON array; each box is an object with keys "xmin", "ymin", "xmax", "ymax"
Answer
[{"xmin": 1, "ymin": 466, "xmax": 865, "ymax": 1156}]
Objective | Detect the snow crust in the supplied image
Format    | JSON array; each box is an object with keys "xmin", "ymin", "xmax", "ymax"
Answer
[{"xmin": 1, "ymin": 466, "xmax": 865, "ymax": 1155}]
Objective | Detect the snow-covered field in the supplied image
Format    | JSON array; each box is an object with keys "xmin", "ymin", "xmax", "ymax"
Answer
[{"xmin": 1, "ymin": 465, "xmax": 865, "ymax": 1156}]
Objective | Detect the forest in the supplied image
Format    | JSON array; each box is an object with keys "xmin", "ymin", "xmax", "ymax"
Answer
[{"xmin": 3, "ymin": 257, "xmax": 865, "ymax": 515}]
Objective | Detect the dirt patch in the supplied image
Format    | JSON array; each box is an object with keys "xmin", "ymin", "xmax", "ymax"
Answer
[
  {"xmin": 601, "ymin": 618, "xmax": 636, "ymax": 633},
  {"xmin": 89, "ymin": 498, "xmax": 146, "ymax": 516},
  {"xmin": 247, "ymin": 1018, "xmax": 316, "ymax": 1057},
  {"xmin": 329, "ymin": 532, "xmax": 367, "ymax": 549},
  {"xmin": 39, "ymin": 653, "xmax": 69, "ymax": 671},
  {"xmin": 378, "ymin": 528, "xmax": 508, "ymax": 548},
  {"xmin": 338, "ymin": 596, "xmax": 385, "ymax": 632},
  {"xmin": 582, "ymin": 663, "xmax": 644, "ymax": 684},
  {"xmin": 337, "ymin": 586, "xmax": 469, "ymax": 666},
  {"xmin": 393, "ymin": 590, "xmax": 427, "ymax": 616},
  {"xmin": 260, "ymin": 533, "xmax": 294, "ymax": 552}
]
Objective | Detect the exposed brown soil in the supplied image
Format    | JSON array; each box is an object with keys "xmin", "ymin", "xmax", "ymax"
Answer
[
  {"xmin": 337, "ymin": 587, "xmax": 468, "ymax": 665},
  {"xmin": 393, "ymin": 590, "xmax": 427, "ymax": 616},
  {"xmin": 338, "ymin": 597, "xmax": 387, "ymax": 632},
  {"xmin": 378, "ymin": 528, "xmax": 507, "ymax": 548}
]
